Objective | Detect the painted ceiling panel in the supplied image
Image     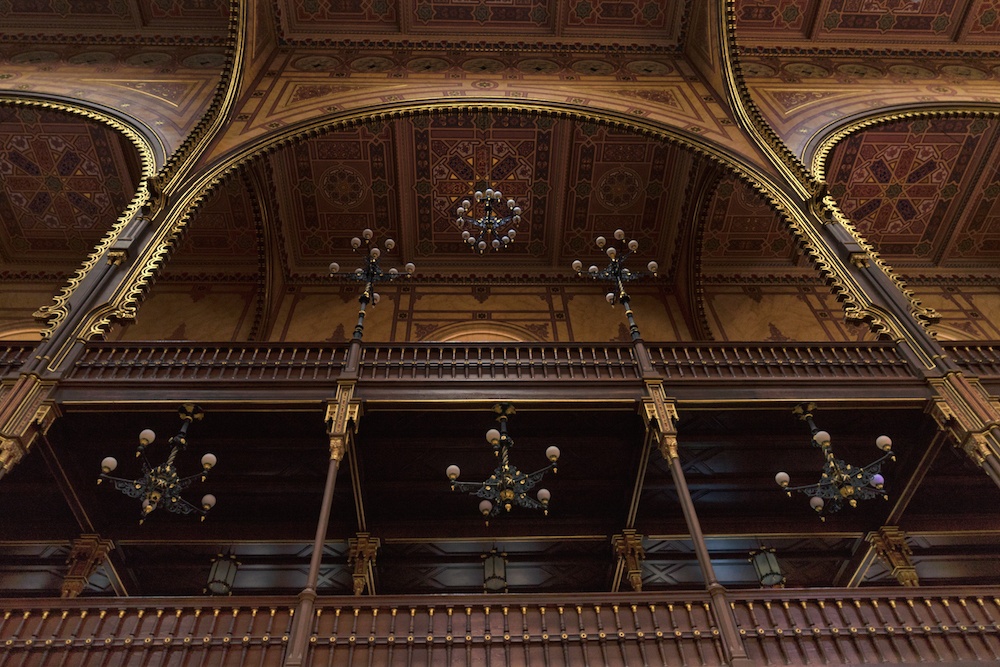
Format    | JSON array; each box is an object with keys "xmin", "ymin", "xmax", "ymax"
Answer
[
  {"xmin": 0, "ymin": 105, "xmax": 140, "ymax": 271},
  {"xmin": 274, "ymin": 0, "xmax": 688, "ymax": 46},
  {"xmin": 735, "ymin": 0, "xmax": 997, "ymax": 47},
  {"xmin": 826, "ymin": 116, "xmax": 1000, "ymax": 269}
]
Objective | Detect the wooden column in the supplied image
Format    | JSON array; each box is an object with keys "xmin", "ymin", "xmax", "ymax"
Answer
[
  {"xmin": 642, "ymin": 380, "xmax": 753, "ymax": 667},
  {"xmin": 283, "ymin": 381, "xmax": 360, "ymax": 667}
]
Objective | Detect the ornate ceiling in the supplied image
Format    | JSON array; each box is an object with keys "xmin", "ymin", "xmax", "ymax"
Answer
[
  {"xmin": 0, "ymin": 106, "xmax": 141, "ymax": 276},
  {"xmin": 826, "ymin": 116, "xmax": 1000, "ymax": 270},
  {"xmin": 274, "ymin": 0, "xmax": 690, "ymax": 47},
  {"xmin": 735, "ymin": 0, "xmax": 1000, "ymax": 49}
]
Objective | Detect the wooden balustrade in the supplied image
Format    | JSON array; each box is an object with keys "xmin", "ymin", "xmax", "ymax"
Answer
[
  {"xmin": 648, "ymin": 343, "xmax": 912, "ymax": 380},
  {"xmin": 3, "ymin": 588, "xmax": 998, "ymax": 666},
  {"xmin": 61, "ymin": 342, "xmax": 919, "ymax": 385},
  {"xmin": 943, "ymin": 343, "xmax": 1000, "ymax": 380},
  {"xmin": 71, "ymin": 344, "xmax": 348, "ymax": 383},
  {"xmin": 358, "ymin": 344, "xmax": 640, "ymax": 381},
  {"xmin": 0, "ymin": 343, "xmax": 34, "ymax": 378}
]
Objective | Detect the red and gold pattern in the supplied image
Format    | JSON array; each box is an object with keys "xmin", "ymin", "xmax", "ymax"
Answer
[
  {"xmin": 701, "ymin": 175, "xmax": 797, "ymax": 268},
  {"xmin": 826, "ymin": 117, "xmax": 1000, "ymax": 269},
  {"xmin": 0, "ymin": 106, "xmax": 140, "ymax": 269}
]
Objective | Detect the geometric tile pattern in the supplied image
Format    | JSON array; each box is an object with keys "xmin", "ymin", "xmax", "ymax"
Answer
[
  {"xmin": 269, "ymin": 122, "xmax": 401, "ymax": 271},
  {"xmin": 275, "ymin": 0, "xmax": 688, "ymax": 46},
  {"xmin": 411, "ymin": 113, "xmax": 546, "ymax": 257},
  {"xmin": 826, "ymin": 117, "xmax": 1000, "ymax": 267},
  {"xmin": 701, "ymin": 175, "xmax": 796, "ymax": 268},
  {"xmin": 736, "ymin": 0, "xmax": 994, "ymax": 45},
  {"xmin": 0, "ymin": 105, "xmax": 140, "ymax": 268}
]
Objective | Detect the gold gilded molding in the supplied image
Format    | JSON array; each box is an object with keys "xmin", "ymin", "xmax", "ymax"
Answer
[
  {"xmin": 809, "ymin": 108, "xmax": 1000, "ymax": 333},
  {"xmin": 719, "ymin": 0, "xmax": 821, "ymax": 200},
  {"xmin": 641, "ymin": 380, "xmax": 679, "ymax": 461},
  {"xmin": 159, "ymin": 0, "xmax": 243, "ymax": 188},
  {"xmin": 0, "ymin": 96, "xmax": 158, "ymax": 339}
]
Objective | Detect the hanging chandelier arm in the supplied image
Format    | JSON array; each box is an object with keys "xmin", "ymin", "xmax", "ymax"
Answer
[
  {"xmin": 522, "ymin": 463, "xmax": 555, "ymax": 488},
  {"xmin": 101, "ymin": 475, "xmax": 147, "ymax": 497},
  {"xmin": 452, "ymin": 480, "xmax": 486, "ymax": 494},
  {"xmin": 163, "ymin": 496, "xmax": 202, "ymax": 516}
]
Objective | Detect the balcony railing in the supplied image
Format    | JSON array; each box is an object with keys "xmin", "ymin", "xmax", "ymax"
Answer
[
  {"xmin": 2, "ymin": 588, "xmax": 998, "ymax": 666},
  {"xmin": 0, "ymin": 343, "xmax": 34, "ymax": 377},
  {"xmin": 61, "ymin": 342, "xmax": 917, "ymax": 385}
]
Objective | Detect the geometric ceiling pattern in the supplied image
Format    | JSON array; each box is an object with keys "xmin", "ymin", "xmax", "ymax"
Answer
[
  {"xmin": 275, "ymin": 0, "xmax": 689, "ymax": 47},
  {"xmin": 826, "ymin": 116, "xmax": 1000, "ymax": 270},
  {"xmin": 700, "ymin": 174, "xmax": 799, "ymax": 273},
  {"xmin": 0, "ymin": 0, "xmax": 229, "ymax": 38},
  {"xmin": 0, "ymin": 105, "xmax": 141, "ymax": 274},
  {"xmin": 735, "ymin": 0, "xmax": 1000, "ymax": 47}
]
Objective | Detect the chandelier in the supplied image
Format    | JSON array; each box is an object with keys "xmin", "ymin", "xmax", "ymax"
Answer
[
  {"xmin": 456, "ymin": 188, "xmax": 521, "ymax": 253},
  {"xmin": 572, "ymin": 229, "xmax": 658, "ymax": 340},
  {"xmin": 329, "ymin": 228, "xmax": 415, "ymax": 340},
  {"xmin": 446, "ymin": 403, "xmax": 560, "ymax": 519},
  {"xmin": 774, "ymin": 403, "xmax": 894, "ymax": 520},
  {"xmin": 98, "ymin": 403, "xmax": 217, "ymax": 524}
]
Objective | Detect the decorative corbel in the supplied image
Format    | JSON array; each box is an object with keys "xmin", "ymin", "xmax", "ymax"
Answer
[
  {"xmin": 642, "ymin": 380, "xmax": 680, "ymax": 460},
  {"xmin": 0, "ymin": 375, "xmax": 60, "ymax": 479},
  {"xmin": 61, "ymin": 534, "xmax": 115, "ymax": 598},
  {"xmin": 348, "ymin": 532, "xmax": 380, "ymax": 595},
  {"xmin": 612, "ymin": 529, "xmax": 645, "ymax": 592},
  {"xmin": 325, "ymin": 381, "xmax": 362, "ymax": 462},
  {"xmin": 867, "ymin": 526, "xmax": 918, "ymax": 587}
]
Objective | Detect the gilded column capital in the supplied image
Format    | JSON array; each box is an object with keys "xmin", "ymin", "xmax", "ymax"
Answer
[
  {"xmin": 642, "ymin": 380, "xmax": 679, "ymax": 460},
  {"xmin": 325, "ymin": 381, "xmax": 362, "ymax": 461},
  {"xmin": 61, "ymin": 534, "xmax": 115, "ymax": 598},
  {"xmin": 612, "ymin": 529, "xmax": 645, "ymax": 592},
  {"xmin": 348, "ymin": 532, "xmax": 380, "ymax": 596},
  {"xmin": 867, "ymin": 526, "xmax": 919, "ymax": 588}
]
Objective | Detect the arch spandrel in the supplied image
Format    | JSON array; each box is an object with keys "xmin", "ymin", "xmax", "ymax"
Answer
[
  {"xmin": 201, "ymin": 61, "xmax": 764, "ymax": 173},
  {"xmin": 743, "ymin": 59, "xmax": 1000, "ymax": 160},
  {"xmin": 0, "ymin": 49, "xmax": 229, "ymax": 162}
]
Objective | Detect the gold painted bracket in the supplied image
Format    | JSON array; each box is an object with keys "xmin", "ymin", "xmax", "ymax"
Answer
[
  {"xmin": 348, "ymin": 532, "xmax": 380, "ymax": 596},
  {"xmin": 62, "ymin": 534, "xmax": 115, "ymax": 598},
  {"xmin": 325, "ymin": 381, "xmax": 362, "ymax": 462},
  {"xmin": 641, "ymin": 380, "xmax": 680, "ymax": 460},
  {"xmin": 612, "ymin": 529, "xmax": 646, "ymax": 592},
  {"xmin": 867, "ymin": 526, "xmax": 918, "ymax": 587},
  {"xmin": 0, "ymin": 375, "xmax": 60, "ymax": 478},
  {"xmin": 927, "ymin": 375, "xmax": 1000, "ymax": 467}
]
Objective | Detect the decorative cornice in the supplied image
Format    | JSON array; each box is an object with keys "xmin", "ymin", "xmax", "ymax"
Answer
[
  {"xmin": 0, "ymin": 97, "xmax": 157, "ymax": 339},
  {"xmin": 0, "ymin": 34, "xmax": 228, "ymax": 47},
  {"xmin": 738, "ymin": 46, "xmax": 1000, "ymax": 59}
]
